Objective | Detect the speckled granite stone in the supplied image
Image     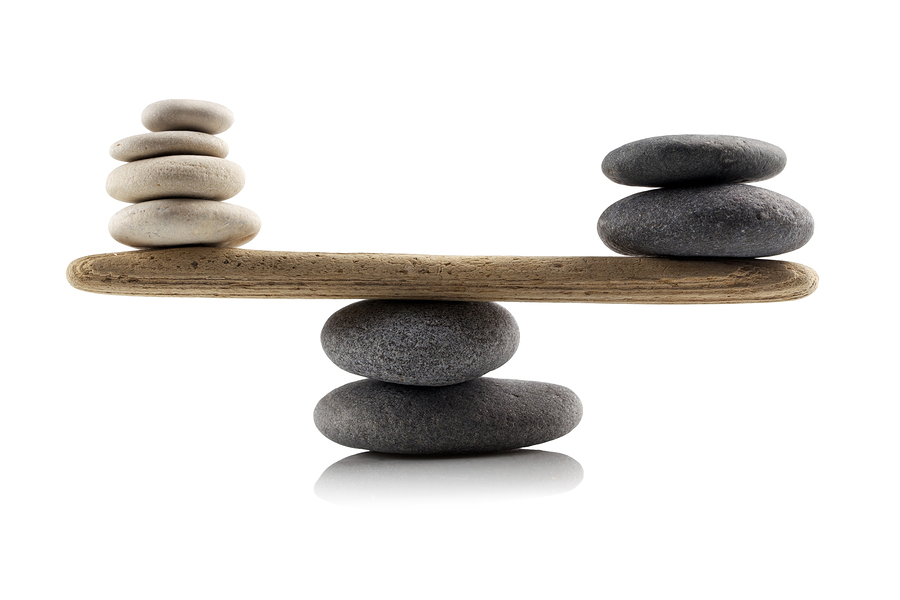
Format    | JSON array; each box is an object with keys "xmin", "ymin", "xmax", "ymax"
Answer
[
  {"xmin": 597, "ymin": 184, "xmax": 814, "ymax": 258},
  {"xmin": 313, "ymin": 378, "xmax": 583, "ymax": 455},
  {"xmin": 602, "ymin": 135, "xmax": 787, "ymax": 187},
  {"xmin": 321, "ymin": 300, "xmax": 519, "ymax": 386}
]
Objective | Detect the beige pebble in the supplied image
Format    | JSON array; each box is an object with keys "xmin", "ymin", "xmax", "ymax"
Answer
[
  {"xmin": 106, "ymin": 155, "xmax": 245, "ymax": 203},
  {"xmin": 110, "ymin": 131, "xmax": 229, "ymax": 162},
  {"xmin": 108, "ymin": 199, "xmax": 261, "ymax": 249},
  {"xmin": 141, "ymin": 99, "xmax": 235, "ymax": 134}
]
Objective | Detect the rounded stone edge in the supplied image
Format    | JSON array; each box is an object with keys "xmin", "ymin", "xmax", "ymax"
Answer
[
  {"xmin": 107, "ymin": 199, "xmax": 261, "ymax": 249},
  {"xmin": 320, "ymin": 300, "xmax": 521, "ymax": 386},
  {"xmin": 601, "ymin": 134, "xmax": 788, "ymax": 187},
  {"xmin": 109, "ymin": 131, "xmax": 229, "ymax": 162},
  {"xmin": 105, "ymin": 155, "xmax": 246, "ymax": 203},
  {"xmin": 597, "ymin": 184, "xmax": 814, "ymax": 258},
  {"xmin": 141, "ymin": 99, "xmax": 235, "ymax": 135},
  {"xmin": 312, "ymin": 378, "xmax": 583, "ymax": 455}
]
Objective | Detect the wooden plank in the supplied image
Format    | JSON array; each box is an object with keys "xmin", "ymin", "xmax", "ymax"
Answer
[{"xmin": 66, "ymin": 247, "xmax": 818, "ymax": 304}]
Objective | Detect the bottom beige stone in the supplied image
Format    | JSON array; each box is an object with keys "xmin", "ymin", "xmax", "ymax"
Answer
[{"xmin": 108, "ymin": 199, "xmax": 261, "ymax": 249}]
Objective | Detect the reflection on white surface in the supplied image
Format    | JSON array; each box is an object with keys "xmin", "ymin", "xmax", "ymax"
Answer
[{"xmin": 315, "ymin": 449, "xmax": 583, "ymax": 506}]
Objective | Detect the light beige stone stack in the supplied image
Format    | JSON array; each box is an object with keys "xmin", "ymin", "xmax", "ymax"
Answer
[{"xmin": 106, "ymin": 99, "xmax": 261, "ymax": 249}]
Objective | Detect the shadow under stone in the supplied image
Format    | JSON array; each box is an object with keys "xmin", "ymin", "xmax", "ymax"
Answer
[{"xmin": 314, "ymin": 449, "xmax": 583, "ymax": 506}]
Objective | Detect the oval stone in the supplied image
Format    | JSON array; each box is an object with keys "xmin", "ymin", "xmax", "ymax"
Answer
[
  {"xmin": 108, "ymin": 199, "xmax": 261, "ymax": 248},
  {"xmin": 321, "ymin": 300, "xmax": 520, "ymax": 386},
  {"xmin": 106, "ymin": 155, "xmax": 245, "ymax": 203},
  {"xmin": 597, "ymin": 184, "xmax": 814, "ymax": 258},
  {"xmin": 141, "ymin": 99, "xmax": 235, "ymax": 134},
  {"xmin": 602, "ymin": 135, "xmax": 787, "ymax": 187},
  {"xmin": 110, "ymin": 131, "xmax": 229, "ymax": 162},
  {"xmin": 313, "ymin": 378, "xmax": 583, "ymax": 455}
]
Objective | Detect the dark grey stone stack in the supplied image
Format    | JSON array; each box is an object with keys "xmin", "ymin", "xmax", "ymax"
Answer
[
  {"xmin": 598, "ymin": 135, "xmax": 814, "ymax": 258},
  {"xmin": 314, "ymin": 300, "xmax": 583, "ymax": 454}
]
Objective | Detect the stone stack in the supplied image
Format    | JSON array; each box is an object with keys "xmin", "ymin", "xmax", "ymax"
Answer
[
  {"xmin": 314, "ymin": 300, "xmax": 583, "ymax": 454},
  {"xmin": 106, "ymin": 99, "xmax": 261, "ymax": 249},
  {"xmin": 598, "ymin": 135, "xmax": 814, "ymax": 258}
]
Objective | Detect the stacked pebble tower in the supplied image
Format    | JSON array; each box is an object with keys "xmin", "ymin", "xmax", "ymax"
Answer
[
  {"xmin": 314, "ymin": 300, "xmax": 583, "ymax": 454},
  {"xmin": 598, "ymin": 135, "xmax": 814, "ymax": 258},
  {"xmin": 106, "ymin": 99, "xmax": 261, "ymax": 249}
]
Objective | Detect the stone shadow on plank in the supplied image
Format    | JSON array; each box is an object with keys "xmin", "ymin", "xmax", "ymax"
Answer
[{"xmin": 314, "ymin": 449, "xmax": 583, "ymax": 507}]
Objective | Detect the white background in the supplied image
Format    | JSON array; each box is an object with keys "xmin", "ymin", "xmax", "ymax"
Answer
[{"xmin": 2, "ymin": 1, "xmax": 897, "ymax": 598}]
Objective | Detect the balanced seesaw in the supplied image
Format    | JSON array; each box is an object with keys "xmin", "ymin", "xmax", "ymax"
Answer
[{"xmin": 67, "ymin": 100, "xmax": 818, "ymax": 455}]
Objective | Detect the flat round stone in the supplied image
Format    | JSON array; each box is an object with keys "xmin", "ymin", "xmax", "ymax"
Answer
[
  {"xmin": 321, "ymin": 300, "xmax": 519, "ymax": 386},
  {"xmin": 106, "ymin": 155, "xmax": 245, "ymax": 203},
  {"xmin": 602, "ymin": 135, "xmax": 787, "ymax": 187},
  {"xmin": 108, "ymin": 199, "xmax": 260, "ymax": 249},
  {"xmin": 110, "ymin": 131, "xmax": 229, "ymax": 162},
  {"xmin": 598, "ymin": 184, "xmax": 814, "ymax": 258},
  {"xmin": 313, "ymin": 378, "xmax": 583, "ymax": 455},
  {"xmin": 141, "ymin": 99, "xmax": 235, "ymax": 134}
]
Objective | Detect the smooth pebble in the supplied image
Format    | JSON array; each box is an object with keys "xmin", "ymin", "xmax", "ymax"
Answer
[
  {"xmin": 314, "ymin": 378, "xmax": 583, "ymax": 454},
  {"xmin": 321, "ymin": 300, "xmax": 520, "ymax": 386},
  {"xmin": 108, "ymin": 198, "xmax": 260, "ymax": 248},
  {"xmin": 110, "ymin": 131, "xmax": 229, "ymax": 162},
  {"xmin": 602, "ymin": 134, "xmax": 787, "ymax": 187},
  {"xmin": 106, "ymin": 155, "xmax": 245, "ymax": 203},
  {"xmin": 141, "ymin": 99, "xmax": 235, "ymax": 135},
  {"xmin": 597, "ymin": 184, "xmax": 814, "ymax": 258}
]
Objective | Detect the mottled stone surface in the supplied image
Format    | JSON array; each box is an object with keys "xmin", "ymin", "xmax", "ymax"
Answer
[
  {"xmin": 602, "ymin": 135, "xmax": 787, "ymax": 187},
  {"xmin": 110, "ymin": 131, "xmax": 229, "ymax": 162},
  {"xmin": 141, "ymin": 99, "xmax": 234, "ymax": 135},
  {"xmin": 108, "ymin": 199, "xmax": 260, "ymax": 248},
  {"xmin": 321, "ymin": 300, "xmax": 519, "ymax": 386},
  {"xmin": 598, "ymin": 184, "xmax": 814, "ymax": 258},
  {"xmin": 314, "ymin": 378, "xmax": 583, "ymax": 454},
  {"xmin": 106, "ymin": 155, "xmax": 245, "ymax": 203}
]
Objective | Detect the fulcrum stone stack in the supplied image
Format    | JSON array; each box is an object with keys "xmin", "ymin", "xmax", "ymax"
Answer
[{"xmin": 315, "ymin": 300, "xmax": 583, "ymax": 454}]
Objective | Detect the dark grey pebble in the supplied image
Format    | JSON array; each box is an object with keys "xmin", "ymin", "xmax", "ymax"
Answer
[
  {"xmin": 313, "ymin": 378, "xmax": 583, "ymax": 455},
  {"xmin": 597, "ymin": 184, "xmax": 814, "ymax": 258},
  {"xmin": 314, "ymin": 450, "xmax": 584, "ymax": 506},
  {"xmin": 321, "ymin": 300, "xmax": 519, "ymax": 386},
  {"xmin": 602, "ymin": 134, "xmax": 787, "ymax": 187}
]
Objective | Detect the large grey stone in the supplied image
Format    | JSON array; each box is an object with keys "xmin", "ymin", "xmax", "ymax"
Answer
[
  {"xmin": 108, "ymin": 199, "xmax": 260, "ymax": 248},
  {"xmin": 141, "ymin": 99, "xmax": 235, "ymax": 135},
  {"xmin": 110, "ymin": 131, "xmax": 229, "ymax": 162},
  {"xmin": 106, "ymin": 155, "xmax": 245, "ymax": 203},
  {"xmin": 602, "ymin": 135, "xmax": 787, "ymax": 187},
  {"xmin": 597, "ymin": 184, "xmax": 814, "ymax": 258},
  {"xmin": 314, "ymin": 378, "xmax": 583, "ymax": 455},
  {"xmin": 321, "ymin": 300, "xmax": 519, "ymax": 386}
]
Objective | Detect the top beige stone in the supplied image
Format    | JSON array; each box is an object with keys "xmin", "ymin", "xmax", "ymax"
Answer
[{"xmin": 141, "ymin": 99, "xmax": 235, "ymax": 135}]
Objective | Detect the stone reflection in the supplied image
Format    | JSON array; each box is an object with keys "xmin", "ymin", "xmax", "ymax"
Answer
[{"xmin": 315, "ymin": 449, "xmax": 583, "ymax": 506}]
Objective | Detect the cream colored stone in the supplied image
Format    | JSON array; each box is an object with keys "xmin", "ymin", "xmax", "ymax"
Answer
[
  {"xmin": 108, "ymin": 199, "xmax": 261, "ymax": 249},
  {"xmin": 110, "ymin": 131, "xmax": 229, "ymax": 162},
  {"xmin": 106, "ymin": 155, "xmax": 245, "ymax": 203},
  {"xmin": 141, "ymin": 99, "xmax": 234, "ymax": 134}
]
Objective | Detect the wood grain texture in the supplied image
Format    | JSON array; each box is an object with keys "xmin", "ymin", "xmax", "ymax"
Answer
[{"xmin": 67, "ymin": 248, "xmax": 818, "ymax": 304}]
